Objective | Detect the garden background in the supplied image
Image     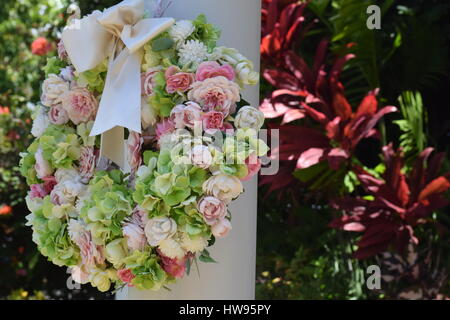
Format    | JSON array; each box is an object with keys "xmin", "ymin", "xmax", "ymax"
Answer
[{"xmin": 0, "ymin": 0, "xmax": 449, "ymax": 300}]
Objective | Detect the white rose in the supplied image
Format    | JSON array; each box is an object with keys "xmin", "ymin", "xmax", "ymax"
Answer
[
  {"xmin": 190, "ymin": 145, "xmax": 213, "ymax": 169},
  {"xmin": 40, "ymin": 74, "xmax": 69, "ymax": 107},
  {"xmin": 50, "ymin": 179, "xmax": 84, "ymax": 205},
  {"xmin": 122, "ymin": 222, "xmax": 146, "ymax": 251},
  {"xmin": 55, "ymin": 168, "xmax": 81, "ymax": 183},
  {"xmin": 235, "ymin": 106, "xmax": 265, "ymax": 130},
  {"xmin": 235, "ymin": 61, "xmax": 259, "ymax": 86},
  {"xmin": 34, "ymin": 147, "xmax": 52, "ymax": 178},
  {"xmin": 70, "ymin": 265, "xmax": 90, "ymax": 284},
  {"xmin": 31, "ymin": 107, "xmax": 50, "ymax": 138},
  {"xmin": 202, "ymin": 174, "xmax": 243, "ymax": 203},
  {"xmin": 144, "ymin": 217, "xmax": 177, "ymax": 246},
  {"xmin": 169, "ymin": 20, "xmax": 195, "ymax": 44}
]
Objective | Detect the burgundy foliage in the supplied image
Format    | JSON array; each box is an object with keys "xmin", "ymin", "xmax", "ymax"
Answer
[{"xmin": 329, "ymin": 144, "xmax": 450, "ymax": 259}]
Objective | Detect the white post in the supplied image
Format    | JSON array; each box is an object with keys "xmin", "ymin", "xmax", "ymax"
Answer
[{"xmin": 117, "ymin": 0, "xmax": 261, "ymax": 300}]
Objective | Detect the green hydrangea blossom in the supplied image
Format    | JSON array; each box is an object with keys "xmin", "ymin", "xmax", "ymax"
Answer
[
  {"xmin": 19, "ymin": 140, "xmax": 39, "ymax": 184},
  {"xmin": 79, "ymin": 170, "xmax": 134, "ymax": 245},
  {"xmin": 190, "ymin": 14, "xmax": 221, "ymax": 51},
  {"xmin": 76, "ymin": 59, "xmax": 108, "ymax": 92},
  {"xmin": 124, "ymin": 250, "xmax": 170, "ymax": 291},
  {"xmin": 38, "ymin": 124, "xmax": 81, "ymax": 169}
]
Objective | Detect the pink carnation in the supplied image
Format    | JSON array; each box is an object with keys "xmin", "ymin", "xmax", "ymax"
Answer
[
  {"xmin": 165, "ymin": 66, "xmax": 195, "ymax": 94},
  {"xmin": 241, "ymin": 153, "xmax": 261, "ymax": 181},
  {"xmin": 57, "ymin": 39, "xmax": 68, "ymax": 61},
  {"xmin": 30, "ymin": 184, "xmax": 48, "ymax": 199},
  {"xmin": 118, "ymin": 269, "xmax": 135, "ymax": 286},
  {"xmin": 126, "ymin": 132, "xmax": 143, "ymax": 173},
  {"xmin": 155, "ymin": 119, "xmax": 176, "ymax": 140},
  {"xmin": 79, "ymin": 147, "xmax": 97, "ymax": 183},
  {"xmin": 158, "ymin": 251, "xmax": 187, "ymax": 279},
  {"xmin": 211, "ymin": 218, "xmax": 232, "ymax": 238},
  {"xmin": 60, "ymin": 87, "xmax": 98, "ymax": 125},
  {"xmin": 42, "ymin": 176, "xmax": 57, "ymax": 193},
  {"xmin": 196, "ymin": 61, "xmax": 235, "ymax": 81},
  {"xmin": 202, "ymin": 111, "xmax": 224, "ymax": 134}
]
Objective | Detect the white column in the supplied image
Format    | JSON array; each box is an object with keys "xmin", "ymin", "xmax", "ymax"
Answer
[{"xmin": 117, "ymin": 0, "xmax": 261, "ymax": 300}]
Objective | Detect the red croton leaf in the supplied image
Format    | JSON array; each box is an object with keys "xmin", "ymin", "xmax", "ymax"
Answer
[{"xmin": 418, "ymin": 176, "xmax": 450, "ymax": 202}]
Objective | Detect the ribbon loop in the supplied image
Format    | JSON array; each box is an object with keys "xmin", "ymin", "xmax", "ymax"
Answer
[{"xmin": 62, "ymin": 0, "xmax": 174, "ymax": 167}]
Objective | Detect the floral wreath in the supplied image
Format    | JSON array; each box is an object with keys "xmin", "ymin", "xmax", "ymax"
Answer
[{"xmin": 21, "ymin": 1, "xmax": 268, "ymax": 292}]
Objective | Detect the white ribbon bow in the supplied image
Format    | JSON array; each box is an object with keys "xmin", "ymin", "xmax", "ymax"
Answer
[{"xmin": 62, "ymin": 0, "xmax": 174, "ymax": 167}]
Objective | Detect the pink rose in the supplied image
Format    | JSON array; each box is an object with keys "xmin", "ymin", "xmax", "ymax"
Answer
[
  {"xmin": 158, "ymin": 251, "xmax": 187, "ymax": 279},
  {"xmin": 42, "ymin": 176, "xmax": 57, "ymax": 193},
  {"xmin": 211, "ymin": 218, "xmax": 232, "ymax": 238},
  {"xmin": 126, "ymin": 132, "xmax": 143, "ymax": 173},
  {"xmin": 118, "ymin": 268, "xmax": 135, "ymax": 286},
  {"xmin": 188, "ymin": 76, "xmax": 240, "ymax": 116},
  {"xmin": 165, "ymin": 66, "xmax": 195, "ymax": 94},
  {"xmin": 196, "ymin": 61, "xmax": 235, "ymax": 81},
  {"xmin": 198, "ymin": 196, "xmax": 227, "ymax": 226},
  {"xmin": 202, "ymin": 111, "xmax": 224, "ymax": 134},
  {"xmin": 34, "ymin": 148, "xmax": 53, "ymax": 179},
  {"xmin": 79, "ymin": 147, "xmax": 97, "ymax": 183},
  {"xmin": 141, "ymin": 68, "xmax": 161, "ymax": 96},
  {"xmin": 48, "ymin": 104, "xmax": 69, "ymax": 125},
  {"xmin": 156, "ymin": 119, "xmax": 176, "ymax": 140},
  {"xmin": 30, "ymin": 184, "xmax": 48, "ymax": 199},
  {"xmin": 170, "ymin": 102, "xmax": 202, "ymax": 129},
  {"xmin": 241, "ymin": 153, "xmax": 261, "ymax": 181},
  {"xmin": 60, "ymin": 87, "xmax": 98, "ymax": 125},
  {"xmin": 190, "ymin": 145, "xmax": 213, "ymax": 169},
  {"xmin": 68, "ymin": 220, "xmax": 105, "ymax": 267}
]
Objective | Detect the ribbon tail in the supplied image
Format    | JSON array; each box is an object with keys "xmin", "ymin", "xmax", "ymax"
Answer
[{"xmin": 90, "ymin": 48, "xmax": 144, "ymax": 167}]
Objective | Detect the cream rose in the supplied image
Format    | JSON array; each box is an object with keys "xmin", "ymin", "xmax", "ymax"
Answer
[
  {"xmin": 144, "ymin": 217, "xmax": 177, "ymax": 246},
  {"xmin": 235, "ymin": 106, "xmax": 265, "ymax": 130},
  {"xmin": 41, "ymin": 74, "xmax": 69, "ymax": 107},
  {"xmin": 188, "ymin": 76, "xmax": 240, "ymax": 115},
  {"xmin": 190, "ymin": 145, "xmax": 213, "ymax": 169},
  {"xmin": 197, "ymin": 196, "xmax": 227, "ymax": 225},
  {"xmin": 202, "ymin": 174, "xmax": 243, "ymax": 203}
]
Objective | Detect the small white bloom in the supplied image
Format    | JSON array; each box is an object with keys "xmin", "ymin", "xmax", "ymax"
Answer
[
  {"xmin": 169, "ymin": 20, "xmax": 195, "ymax": 44},
  {"xmin": 31, "ymin": 107, "xmax": 50, "ymax": 138},
  {"xmin": 190, "ymin": 145, "xmax": 213, "ymax": 169},
  {"xmin": 59, "ymin": 66, "xmax": 74, "ymax": 82},
  {"xmin": 40, "ymin": 74, "xmax": 69, "ymax": 106},
  {"xmin": 235, "ymin": 106, "xmax": 265, "ymax": 130},
  {"xmin": 202, "ymin": 174, "xmax": 243, "ymax": 203},
  {"xmin": 178, "ymin": 40, "xmax": 208, "ymax": 69},
  {"xmin": 122, "ymin": 222, "xmax": 146, "ymax": 251}
]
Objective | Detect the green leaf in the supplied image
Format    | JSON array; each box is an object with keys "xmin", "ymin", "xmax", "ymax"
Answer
[
  {"xmin": 199, "ymin": 249, "xmax": 217, "ymax": 263},
  {"xmin": 152, "ymin": 38, "xmax": 174, "ymax": 52}
]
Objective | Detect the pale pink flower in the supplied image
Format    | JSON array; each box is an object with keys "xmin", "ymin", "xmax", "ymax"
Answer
[
  {"xmin": 141, "ymin": 67, "xmax": 161, "ymax": 96},
  {"xmin": 241, "ymin": 153, "xmax": 261, "ymax": 181},
  {"xmin": 202, "ymin": 111, "xmax": 224, "ymax": 134},
  {"xmin": 30, "ymin": 184, "xmax": 48, "ymax": 199},
  {"xmin": 170, "ymin": 102, "xmax": 202, "ymax": 129},
  {"xmin": 196, "ymin": 61, "xmax": 235, "ymax": 81},
  {"xmin": 57, "ymin": 39, "xmax": 68, "ymax": 61},
  {"xmin": 34, "ymin": 148, "xmax": 53, "ymax": 179},
  {"xmin": 48, "ymin": 104, "xmax": 69, "ymax": 125},
  {"xmin": 117, "ymin": 269, "xmax": 135, "ymax": 285},
  {"xmin": 60, "ymin": 87, "xmax": 98, "ymax": 125},
  {"xmin": 165, "ymin": 66, "xmax": 195, "ymax": 94},
  {"xmin": 126, "ymin": 132, "xmax": 143, "ymax": 173},
  {"xmin": 198, "ymin": 196, "xmax": 227, "ymax": 226},
  {"xmin": 188, "ymin": 76, "xmax": 240, "ymax": 116},
  {"xmin": 211, "ymin": 218, "xmax": 232, "ymax": 238},
  {"xmin": 79, "ymin": 146, "xmax": 97, "ymax": 183},
  {"xmin": 122, "ymin": 221, "xmax": 146, "ymax": 251}
]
